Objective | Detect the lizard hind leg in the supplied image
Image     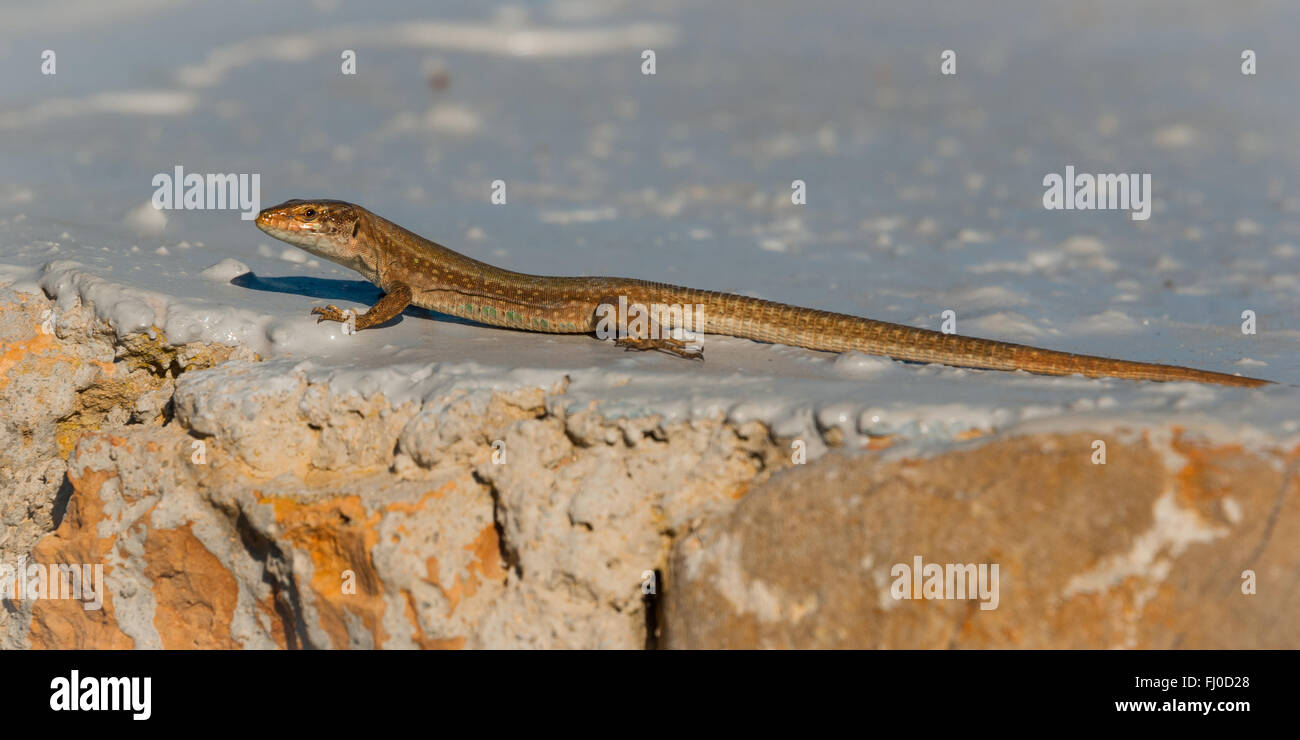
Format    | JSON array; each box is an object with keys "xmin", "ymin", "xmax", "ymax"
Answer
[
  {"xmin": 615, "ymin": 333, "xmax": 704, "ymax": 360},
  {"xmin": 593, "ymin": 294, "xmax": 704, "ymax": 360}
]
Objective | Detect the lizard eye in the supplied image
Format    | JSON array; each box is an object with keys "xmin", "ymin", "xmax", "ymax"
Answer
[{"xmin": 301, "ymin": 208, "xmax": 317, "ymax": 220}]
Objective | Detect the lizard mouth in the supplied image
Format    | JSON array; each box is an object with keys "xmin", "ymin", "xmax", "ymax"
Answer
[
  {"xmin": 255, "ymin": 209, "xmax": 324, "ymax": 247},
  {"xmin": 254, "ymin": 208, "xmax": 288, "ymax": 234}
]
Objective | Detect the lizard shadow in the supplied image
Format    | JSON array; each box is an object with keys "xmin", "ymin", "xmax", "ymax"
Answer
[{"xmin": 231, "ymin": 272, "xmax": 481, "ymax": 328}]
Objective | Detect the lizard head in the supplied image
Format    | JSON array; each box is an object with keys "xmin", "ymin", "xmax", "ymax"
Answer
[{"xmin": 256, "ymin": 199, "xmax": 372, "ymax": 273}]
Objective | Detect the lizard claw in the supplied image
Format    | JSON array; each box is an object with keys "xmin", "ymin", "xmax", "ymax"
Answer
[
  {"xmin": 615, "ymin": 335, "xmax": 704, "ymax": 360},
  {"xmin": 660, "ymin": 338, "xmax": 704, "ymax": 361},
  {"xmin": 311, "ymin": 305, "xmax": 349, "ymax": 324},
  {"xmin": 311, "ymin": 305, "xmax": 358, "ymax": 334}
]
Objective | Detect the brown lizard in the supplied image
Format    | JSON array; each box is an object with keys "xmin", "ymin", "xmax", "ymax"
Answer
[{"xmin": 254, "ymin": 199, "xmax": 1270, "ymax": 388}]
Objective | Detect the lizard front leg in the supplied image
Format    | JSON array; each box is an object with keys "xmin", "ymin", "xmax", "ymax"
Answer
[{"xmin": 312, "ymin": 283, "xmax": 412, "ymax": 331}]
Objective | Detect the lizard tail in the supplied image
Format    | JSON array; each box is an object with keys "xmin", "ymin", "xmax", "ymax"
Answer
[{"xmin": 671, "ymin": 288, "xmax": 1271, "ymax": 387}]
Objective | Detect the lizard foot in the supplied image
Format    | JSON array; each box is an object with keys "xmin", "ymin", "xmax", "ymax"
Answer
[
  {"xmin": 311, "ymin": 305, "xmax": 357, "ymax": 333},
  {"xmin": 311, "ymin": 305, "xmax": 352, "ymax": 323},
  {"xmin": 615, "ymin": 335, "xmax": 704, "ymax": 360}
]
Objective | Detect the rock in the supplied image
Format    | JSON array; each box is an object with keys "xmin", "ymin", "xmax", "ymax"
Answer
[
  {"xmin": 0, "ymin": 288, "xmax": 118, "ymax": 648},
  {"xmin": 664, "ymin": 431, "xmax": 1300, "ymax": 648},
  {"xmin": 5, "ymin": 288, "xmax": 1297, "ymax": 649},
  {"xmin": 19, "ymin": 353, "xmax": 787, "ymax": 649}
]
